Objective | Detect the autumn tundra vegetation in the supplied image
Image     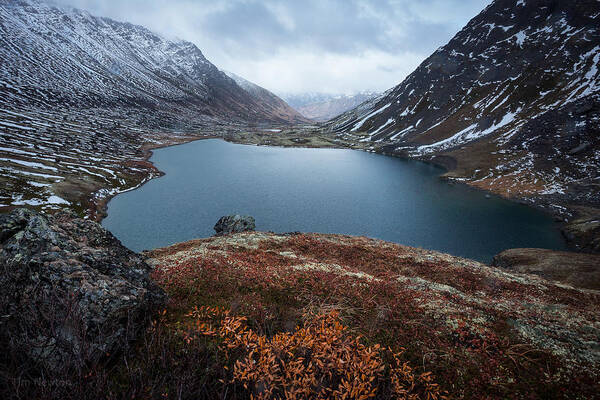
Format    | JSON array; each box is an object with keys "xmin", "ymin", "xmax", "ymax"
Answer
[
  {"xmin": 2, "ymin": 228, "xmax": 599, "ymax": 399},
  {"xmin": 144, "ymin": 232, "xmax": 597, "ymax": 399}
]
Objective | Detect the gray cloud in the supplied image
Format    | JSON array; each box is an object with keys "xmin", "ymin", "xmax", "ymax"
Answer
[{"xmin": 49, "ymin": 0, "xmax": 490, "ymax": 94}]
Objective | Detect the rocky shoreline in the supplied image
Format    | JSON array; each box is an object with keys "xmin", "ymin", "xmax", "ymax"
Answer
[
  {"xmin": 420, "ymin": 153, "xmax": 600, "ymax": 254},
  {"xmin": 358, "ymin": 145, "xmax": 599, "ymax": 254}
]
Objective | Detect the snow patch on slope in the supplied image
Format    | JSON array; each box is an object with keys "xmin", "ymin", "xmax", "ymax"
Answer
[{"xmin": 351, "ymin": 103, "xmax": 391, "ymax": 132}]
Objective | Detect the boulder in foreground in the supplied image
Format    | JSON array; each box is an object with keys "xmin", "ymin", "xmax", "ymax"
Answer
[
  {"xmin": 213, "ymin": 214, "xmax": 256, "ymax": 236},
  {"xmin": 0, "ymin": 208, "xmax": 166, "ymax": 372}
]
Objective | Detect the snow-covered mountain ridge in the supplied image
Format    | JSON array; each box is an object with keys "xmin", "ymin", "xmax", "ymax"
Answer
[
  {"xmin": 280, "ymin": 92, "xmax": 379, "ymax": 121},
  {"xmin": 223, "ymin": 71, "xmax": 309, "ymax": 124},
  {"xmin": 0, "ymin": 0, "xmax": 298, "ymax": 125},
  {"xmin": 298, "ymin": 93, "xmax": 380, "ymax": 122},
  {"xmin": 325, "ymin": 0, "xmax": 599, "ymax": 251}
]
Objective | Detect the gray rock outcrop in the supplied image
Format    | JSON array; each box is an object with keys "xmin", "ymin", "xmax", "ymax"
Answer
[
  {"xmin": 214, "ymin": 215, "xmax": 256, "ymax": 236},
  {"xmin": 0, "ymin": 208, "xmax": 166, "ymax": 372}
]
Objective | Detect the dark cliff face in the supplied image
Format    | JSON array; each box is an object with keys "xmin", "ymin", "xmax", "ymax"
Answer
[
  {"xmin": 0, "ymin": 208, "xmax": 166, "ymax": 372},
  {"xmin": 327, "ymin": 0, "xmax": 599, "ymax": 207},
  {"xmin": 0, "ymin": 0, "xmax": 299, "ymax": 125}
]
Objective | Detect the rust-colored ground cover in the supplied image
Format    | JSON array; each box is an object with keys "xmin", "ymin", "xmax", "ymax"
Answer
[{"xmin": 146, "ymin": 232, "xmax": 600, "ymax": 399}]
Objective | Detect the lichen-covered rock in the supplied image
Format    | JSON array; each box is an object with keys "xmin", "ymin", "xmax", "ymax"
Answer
[
  {"xmin": 0, "ymin": 208, "xmax": 166, "ymax": 372},
  {"xmin": 213, "ymin": 215, "xmax": 256, "ymax": 236}
]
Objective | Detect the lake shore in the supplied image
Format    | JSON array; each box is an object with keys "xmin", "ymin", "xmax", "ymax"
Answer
[
  {"xmin": 103, "ymin": 137, "xmax": 568, "ymax": 264},
  {"xmin": 39, "ymin": 122, "xmax": 593, "ymax": 261},
  {"xmin": 89, "ymin": 125, "xmax": 339, "ymax": 222},
  {"xmin": 90, "ymin": 133, "xmax": 222, "ymax": 221},
  {"xmin": 219, "ymin": 128, "xmax": 599, "ymax": 254}
]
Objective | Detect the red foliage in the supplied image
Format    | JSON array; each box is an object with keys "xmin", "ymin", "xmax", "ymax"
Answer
[{"xmin": 149, "ymin": 233, "xmax": 600, "ymax": 398}]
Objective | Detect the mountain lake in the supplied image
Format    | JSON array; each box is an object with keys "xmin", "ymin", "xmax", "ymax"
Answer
[{"xmin": 102, "ymin": 139, "xmax": 568, "ymax": 262}]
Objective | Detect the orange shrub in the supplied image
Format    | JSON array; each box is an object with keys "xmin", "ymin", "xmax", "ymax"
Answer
[{"xmin": 182, "ymin": 306, "xmax": 446, "ymax": 400}]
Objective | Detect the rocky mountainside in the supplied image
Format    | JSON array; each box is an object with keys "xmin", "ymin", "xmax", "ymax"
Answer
[
  {"xmin": 326, "ymin": 0, "xmax": 600, "ymax": 244},
  {"xmin": 0, "ymin": 0, "xmax": 300, "ymax": 125},
  {"xmin": 281, "ymin": 91, "xmax": 379, "ymax": 121},
  {"xmin": 0, "ymin": 208, "xmax": 165, "ymax": 373},
  {"xmin": 223, "ymin": 71, "xmax": 310, "ymax": 124}
]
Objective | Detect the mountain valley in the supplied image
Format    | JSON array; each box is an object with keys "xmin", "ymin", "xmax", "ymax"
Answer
[
  {"xmin": 318, "ymin": 0, "xmax": 600, "ymax": 252},
  {"xmin": 0, "ymin": 0, "xmax": 308, "ymax": 217},
  {"xmin": 1, "ymin": 0, "xmax": 600, "ymax": 398},
  {"xmin": 280, "ymin": 91, "xmax": 380, "ymax": 122}
]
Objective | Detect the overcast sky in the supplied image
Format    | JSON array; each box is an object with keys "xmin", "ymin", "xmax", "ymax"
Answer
[{"xmin": 50, "ymin": 0, "xmax": 490, "ymax": 95}]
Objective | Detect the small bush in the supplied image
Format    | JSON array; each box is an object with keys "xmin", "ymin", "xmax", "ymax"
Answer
[{"xmin": 182, "ymin": 306, "xmax": 446, "ymax": 400}]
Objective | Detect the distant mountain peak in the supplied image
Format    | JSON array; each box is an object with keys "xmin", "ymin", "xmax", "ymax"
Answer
[
  {"xmin": 279, "ymin": 91, "xmax": 380, "ymax": 121},
  {"xmin": 223, "ymin": 71, "xmax": 310, "ymax": 124}
]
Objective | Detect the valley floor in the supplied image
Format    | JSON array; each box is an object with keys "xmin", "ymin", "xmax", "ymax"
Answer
[{"xmin": 1, "ymin": 111, "xmax": 598, "ymax": 254}]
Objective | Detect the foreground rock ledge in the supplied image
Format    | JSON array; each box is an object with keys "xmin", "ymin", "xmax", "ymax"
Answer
[
  {"xmin": 493, "ymin": 248, "xmax": 600, "ymax": 290},
  {"xmin": 0, "ymin": 208, "xmax": 166, "ymax": 372},
  {"xmin": 147, "ymin": 232, "xmax": 600, "ymax": 381}
]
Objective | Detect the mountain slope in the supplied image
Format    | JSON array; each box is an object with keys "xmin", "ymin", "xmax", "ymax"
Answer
[
  {"xmin": 0, "ymin": 0, "xmax": 298, "ymax": 125},
  {"xmin": 327, "ymin": 0, "xmax": 599, "ymax": 208},
  {"xmin": 223, "ymin": 71, "xmax": 310, "ymax": 123}
]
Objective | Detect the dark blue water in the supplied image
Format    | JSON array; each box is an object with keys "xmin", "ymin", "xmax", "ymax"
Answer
[{"xmin": 102, "ymin": 139, "xmax": 567, "ymax": 262}]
